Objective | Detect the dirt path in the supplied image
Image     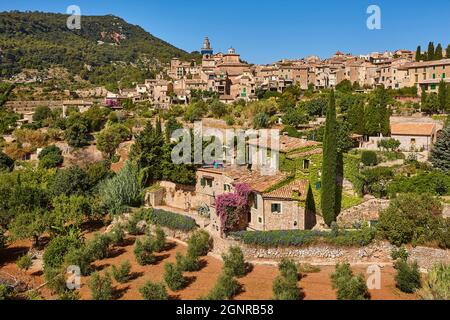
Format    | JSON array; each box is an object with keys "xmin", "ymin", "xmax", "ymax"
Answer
[{"xmin": 0, "ymin": 237, "xmax": 417, "ymax": 301}]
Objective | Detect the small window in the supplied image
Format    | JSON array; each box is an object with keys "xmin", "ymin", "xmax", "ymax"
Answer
[
  {"xmin": 411, "ymin": 138, "xmax": 416, "ymax": 145},
  {"xmin": 224, "ymin": 184, "xmax": 231, "ymax": 192},
  {"xmin": 253, "ymin": 193, "xmax": 258, "ymax": 209},
  {"xmin": 200, "ymin": 178, "xmax": 206, "ymax": 187},
  {"xmin": 303, "ymin": 159, "xmax": 310, "ymax": 169},
  {"xmin": 258, "ymin": 217, "xmax": 263, "ymax": 224},
  {"xmin": 271, "ymin": 203, "xmax": 282, "ymax": 214},
  {"xmin": 206, "ymin": 179, "xmax": 213, "ymax": 187}
]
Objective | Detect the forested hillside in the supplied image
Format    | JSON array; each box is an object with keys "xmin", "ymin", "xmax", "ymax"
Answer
[{"xmin": 0, "ymin": 11, "xmax": 199, "ymax": 87}]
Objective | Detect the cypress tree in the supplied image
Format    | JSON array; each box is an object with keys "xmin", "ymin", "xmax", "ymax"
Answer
[
  {"xmin": 321, "ymin": 90, "xmax": 338, "ymax": 227},
  {"xmin": 446, "ymin": 44, "xmax": 450, "ymax": 58},
  {"xmin": 427, "ymin": 42, "xmax": 435, "ymax": 61},
  {"xmin": 438, "ymin": 80, "xmax": 447, "ymax": 112},
  {"xmin": 435, "ymin": 43, "xmax": 443, "ymax": 60},
  {"xmin": 415, "ymin": 46, "xmax": 422, "ymax": 62}
]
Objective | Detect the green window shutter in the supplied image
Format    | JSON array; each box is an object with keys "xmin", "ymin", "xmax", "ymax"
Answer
[
  {"xmin": 201, "ymin": 178, "xmax": 206, "ymax": 187},
  {"xmin": 253, "ymin": 193, "xmax": 258, "ymax": 209}
]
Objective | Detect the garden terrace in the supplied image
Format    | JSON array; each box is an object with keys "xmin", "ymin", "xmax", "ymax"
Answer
[
  {"xmin": 230, "ymin": 227, "xmax": 376, "ymax": 248},
  {"xmin": 146, "ymin": 209, "xmax": 198, "ymax": 232}
]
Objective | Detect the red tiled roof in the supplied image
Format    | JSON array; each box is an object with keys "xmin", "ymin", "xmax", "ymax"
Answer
[
  {"xmin": 391, "ymin": 123, "xmax": 436, "ymax": 136},
  {"xmin": 263, "ymin": 180, "xmax": 309, "ymax": 200}
]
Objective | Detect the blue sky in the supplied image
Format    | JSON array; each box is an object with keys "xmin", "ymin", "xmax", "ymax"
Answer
[{"xmin": 1, "ymin": 0, "xmax": 450, "ymax": 64}]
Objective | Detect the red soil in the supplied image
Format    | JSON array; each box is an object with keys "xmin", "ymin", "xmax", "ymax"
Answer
[{"xmin": 0, "ymin": 237, "xmax": 417, "ymax": 301}]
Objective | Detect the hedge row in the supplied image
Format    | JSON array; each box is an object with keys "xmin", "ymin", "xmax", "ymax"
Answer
[
  {"xmin": 147, "ymin": 209, "xmax": 197, "ymax": 232},
  {"xmin": 230, "ymin": 227, "xmax": 376, "ymax": 248}
]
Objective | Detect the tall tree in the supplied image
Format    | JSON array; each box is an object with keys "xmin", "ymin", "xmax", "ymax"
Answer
[
  {"xmin": 427, "ymin": 42, "xmax": 435, "ymax": 61},
  {"xmin": 435, "ymin": 43, "xmax": 443, "ymax": 60},
  {"xmin": 438, "ymin": 80, "xmax": 448, "ymax": 112},
  {"xmin": 430, "ymin": 124, "xmax": 450, "ymax": 172},
  {"xmin": 129, "ymin": 123, "xmax": 165, "ymax": 186},
  {"xmin": 415, "ymin": 46, "xmax": 422, "ymax": 62},
  {"xmin": 365, "ymin": 87, "xmax": 391, "ymax": 137},
  {"xmin": 321, "ymin": 90, "xmax": 338, "ymax": 227},
  {"xmin": 347, "ymin": 101, "xmax": 366, "ymax": 135},
  {"xmin": 446, "ymin": 44, "xmax": 450, "ymax": 58}
]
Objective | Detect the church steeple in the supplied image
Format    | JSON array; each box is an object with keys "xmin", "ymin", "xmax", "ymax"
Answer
[{"xmin": 201, "ymin": 37, "xmax": 213, "ymax": 56}]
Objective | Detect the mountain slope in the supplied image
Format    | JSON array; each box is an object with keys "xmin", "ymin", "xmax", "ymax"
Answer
[{"xmin": 0, "ymin": 11, "xmax": 198, "ymax": 86}]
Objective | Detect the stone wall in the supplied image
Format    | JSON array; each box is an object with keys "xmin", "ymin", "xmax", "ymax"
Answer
[
  {"xmin": 158, "ymin": 181, "xmax": 196, "ymax": 211},
  {"xmin": 210, "ymin": 235, "xmax": 449, "ymax": 271},
  {"xmin": 338, "ymin": 197, "xmax": 390, "ymax": 228}
]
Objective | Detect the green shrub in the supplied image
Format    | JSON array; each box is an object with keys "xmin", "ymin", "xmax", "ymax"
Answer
[
  {"xmin": 140, "ymin": 281, "xmax": 169, "ymax": 300},
  {"xmin": 279, "ymin": 259, "xmax": 299, "ymax": 281},
  {"xmin": 58, "ymin": 290, "xmax": 81, "ymax": 300},
  {"xmin": 361, "ymin": 151, "xmax": 378, "ymax": 167},
  {"xmin": 152, "ymin": 226, "xmax": 166, "ymax": 252},
  {"xmin": 38, "ymin": 145, "xmax": 64, "ymax": 169},
  {"xmin": 230, "ymin": 227, "xmax": 376, "ymax": 248},
  {"xmin": 391, "ymin": 247, "xmax": 409, "ymax": 262},
  {"xmin": 222, "ymin": 246, "xmax": 247, "ymax": 278},
  {"xmin": 0, "ymin": 284, "xmax": 10, "ymax": 300},
  {"xmin": 387, "ymin": 171, "xmax": 450, "ymax": 197},
  {"xmin": 126, "ymin": 215, "xmax": 142, "ymax": 236},
  {"xmin": 44, "ymin": 267, "xmax": 68, "ymax": 295},
  {"xmin": 272, "ymin": 275, "xmax": 300, "ymax": 300},
  {"xmin": 88, "ymin": 272, "xmax": 114, "ymax": 300},
  {"xmin": 85, "ymin": 233, "xmax": 111, "ymax": 261},
  {"xmin": 64, "ymin": 246, "xmax": 93, "ymax": 276},
  {"xmin": 163, "ymin": 262, "xmax": 185, "ymax": 291},
  {"xmin": 331, "ymin": 263, "xmax": 369, "ymax": 300},
  {"xmin": 43, "ymin": 236, "xmax": 82, "ymax": 272},
  {"xmin": 187, "ymin": 230, "xmax": 211, "ymax": 257},
  {"xmin": 394, "ymin": 260, "xmax": 422, "ymax": 293},
  {"xmin": 418, "ymin": 263, "xmax": 450, "ymax": 300},
  {"xmin": 148, "ymin": 209, "xmax": 197, "ymax": 232},
  {"xmin": 203, "ymin": 270, "xmax": 240, "ymax": 300},
  {"xmin": 17, "ymin": 254, "xmax": 33, "ymax": 271},
  {"xmin": 26, "ymin": 290, "xmax": 43, "ymax": 300},
  {"xmin": 272, "ymin": 258, "xmax": 301, "ymax": 300},
  {"xmin": 134, "ymin": 239, "xmax": 156, "ymax": 266},
  {"xmin": 108, "ymin": 226, "xmax": 125, "ymax": 246},
  {"xmin": 379, "ymin": 194, "xmax": 447, "ymax": 248},
  {"xmin": 176, "ymin": 252, "xmax": 201, "ymax": 272},
  {"xmin": 111, "ymin": 260, "xmax": 132, "ymax": 284}
]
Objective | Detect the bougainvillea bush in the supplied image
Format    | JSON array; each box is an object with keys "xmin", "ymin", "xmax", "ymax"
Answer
[{"xmin": 216, "ymin": 183, "xmax": 252, "ymax": 235}]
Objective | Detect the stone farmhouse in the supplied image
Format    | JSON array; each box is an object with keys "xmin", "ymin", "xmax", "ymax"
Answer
[
  {"xmin": 195, "ymin": 165, "xmax": 315, "ymax": 235},
  {"xmin": 390, "ymin": 123, "xmax": 438, "ymax": 152}
]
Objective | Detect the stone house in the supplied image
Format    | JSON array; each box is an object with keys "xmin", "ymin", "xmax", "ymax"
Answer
[
  {"xmin": 390, "ymin": 123, "xmax": 437, "ymax": 151},
  {"xmin": 194, "ymin": 165, "xmax": 314, "ymax": 235}
]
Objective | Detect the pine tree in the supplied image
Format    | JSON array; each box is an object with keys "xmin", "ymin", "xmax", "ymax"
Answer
[
  {"xmin": 430, "ymin": 124, "xmax": 450, "ymax": 172},
  {"xmin": 446, "ymin": 44, "xmax": 450, "ymax": 58},
  {"xmin": 415, "ymin": 46, "xmax": 422, "ymax": 62},
  {"xmin": 321, "ymin": 90, "xmax": 338, "ymax": 227},
  {"xmin": 438, "ymin": 80, "xmax": 448, "ymax": 112},
  {"xmin": 435, "ymin": 43, "xmax": 443, "ymax": 60},
  {"xmin": 427, "ymin": 42, "xmax": 435, "ymax": 61}
]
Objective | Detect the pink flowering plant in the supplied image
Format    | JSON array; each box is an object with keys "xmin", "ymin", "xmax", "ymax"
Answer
[{"xmin": 216, "ymin": 183, "xmax": 252, "ymax": 235}]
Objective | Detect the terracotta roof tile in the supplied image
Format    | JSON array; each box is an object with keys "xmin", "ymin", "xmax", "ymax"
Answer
[
  {"xmin": 391, "ymin": 123, "xmax": 436, "ymax": 136},
  {"xmin": 198, "ymin": 166, "xmax": 286, "ymax": 193},
  {"xmin": 263, "ymin": 180, "xmax": 309, "ymax": 200}
]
